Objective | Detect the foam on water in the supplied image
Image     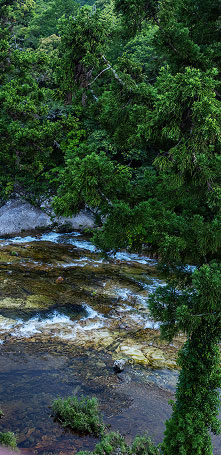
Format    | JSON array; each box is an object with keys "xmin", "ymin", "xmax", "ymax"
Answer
[
  {"xmin": 60, "ymin": 257, "xmax": 104, "ymax": 268},
  {"xmin": 82, "ymin": 303, "xmax": 101, "ymax": 320},
  {"xmin": 144, "ymin": 320, "xmax": 161, "ymax": 330},
  {"xmin": 185, "ymin": 265, "xmax": 197, "ymax": 273},
  {"xmin": 112, "ymin": 287, "xmax": 148, "ymax": 307},
  {"xmin": 0, "ymin": 235, "xmax": 39, "ymax": 245},
  {"xmin": 0, "ymin": 304, "xmax": 105, "ymax": 341},
  {"xmin": 111, "ymin": 304, "xmax": 160, "ymax": 330},
  {"xmin": 41, "ymin": 232, "xmax": 81, "ymax": 242},
  {"xmin": 115, "ymin": 304, "xmax": 134, "ymax": 313},
  {"xmin": 0, "ymin": 231, "xmax": 81, "ymax": 246},
  {"xmin": 0, "ymin": 230, "xmax": 170, "ymax": 341},
  {"xmin": 127, "ymin": 311, "xmax": 160, "ymax": 330},
  {"xmin": 0, "ymin": 232, "xmax": 197, "ymax": 275},
  {"xmin": 143, "ymin": 278, "xmax": 167, "ymax": 293},
  {"xmin": 113, "ymin": 251, "xmax": 157, "ymax": 266},
  {"xmin": 67, "ymin": 239, "xmax": 98, "ymax": 252},
  {"xmin": 0, "ymin": 232, "xmax": 100, "ymax": 255},
  {"xmin": 10, "ymin": 311, "xmax": 72, "ymax": 337},
  {"xmin": 0, "ymin": 317, "xmax": 20, "ymax": 331}
]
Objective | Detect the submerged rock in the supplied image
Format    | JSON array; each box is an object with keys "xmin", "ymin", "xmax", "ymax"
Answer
[
  {"xmin": 56, "ymin": 276, "xmax": 64, "ymax": 284},
  {"xmin": 0, "ymin": 297, "xmax": 25, "ymax": 309}
]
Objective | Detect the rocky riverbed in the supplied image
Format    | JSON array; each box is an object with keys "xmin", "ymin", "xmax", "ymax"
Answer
[{"xmin": 0, "ymin": 230, "xmax": 220, "ymax": 454}]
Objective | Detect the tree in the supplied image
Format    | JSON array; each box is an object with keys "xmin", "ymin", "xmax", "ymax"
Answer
[
  {"xmin": 0, "ymin": 0, "xmax": 78, "ymax": 202},
  {"xmin": 149, "ymin": 263, "xmax": 221, "ymax": 454},
  {"xmin": 57, "ymin": 5, "xmax": 109, "ymax": 105},
  {"xmin": 0, "ymin": 48, "xmax": 61, "ymax": 201},
  {"xmin": 114, "ymin": 0, "xmax": 157, "ymax": 37},
  {"xmin": 0, "ymin": 0, "xmax": 15, "ymax": 83},
  {"xmin": 25, "ymin": 0, "xmax": 79, "ymax": 48},
  {"xmin": 53, "ymin": 1, "xmax": 221, "ymax": 453}
]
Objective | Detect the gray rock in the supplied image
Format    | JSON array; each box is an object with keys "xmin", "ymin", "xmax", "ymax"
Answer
[
  {"xmin": 57, "ymin": 212, "xmax": 96, "ymax": 230},
  {"xmin": 113, "ymin": 359, "xmax": 127, "ymax": 373},
  {"xmin": 0, "ymin": 198, "xmax": 96, "ymax": 236},
  {"xmin": 0, "ymin": 199, "xmax": 51, "ymax": 235}
]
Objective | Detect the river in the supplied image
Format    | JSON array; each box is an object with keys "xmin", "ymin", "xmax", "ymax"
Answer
[{"xmin": 0, "ymin": 230, "xmax": 220, "ymax": 454}]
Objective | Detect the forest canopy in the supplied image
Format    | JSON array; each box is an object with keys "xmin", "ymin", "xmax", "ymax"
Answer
[{"xmin": 1, "ymin": 0, "xmax": 220, "ymax": 265}]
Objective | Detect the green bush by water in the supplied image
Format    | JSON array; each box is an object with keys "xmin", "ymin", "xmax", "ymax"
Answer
[
  {"xmin": 0, "ymin": 431, "xmax": 17, "ymax": 449},
  {"xmin": 52, "ymin": 395, "xmax": 104, "ymax": 436},
  {"xmin": 77, "ymin": 432, "xmax": 159, "ymax": 455}
]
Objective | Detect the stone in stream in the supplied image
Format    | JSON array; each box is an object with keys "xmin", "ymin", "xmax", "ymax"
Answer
[
  {"xmin": 56, "ymin": 276, "xmax": 64, "ymax": 284},
  {"xmin": 113, "ymin": 359, "xmax": 127, "ymax": 372}
]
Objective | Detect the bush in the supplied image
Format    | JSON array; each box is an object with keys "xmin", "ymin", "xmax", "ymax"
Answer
[
  {"xmin": 0, "ymin": 431, "xmax": 17, "ymax": 449},
  {"xmin": 52, "ymin": 395, "xmax": 104, "ymax": 436},
  {"xmin": 77, "ymin": 432, "xmax": 160, "ymax": 455}
]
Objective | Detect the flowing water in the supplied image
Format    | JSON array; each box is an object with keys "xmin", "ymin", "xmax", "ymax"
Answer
[{"xmin": 0, "ymin": 231, "xmax": 220, "ymax": 454}]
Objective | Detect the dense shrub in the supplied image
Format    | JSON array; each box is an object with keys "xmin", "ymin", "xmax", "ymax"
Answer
[
  {"xmin": 0, "ymin": 432, "xmax": 17, "ymax": 449},
  {"xmin": 52, "ymin": 395, "xmax": 104, "ymax": 436},
  {"xmin": 77, "ymin": 432, "xmax": 159, "ymax": 455}
]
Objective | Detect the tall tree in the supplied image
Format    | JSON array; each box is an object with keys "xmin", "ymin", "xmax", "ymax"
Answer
[
  {"xmin": 149, "ymin": 264, "xmax": 221, "ymax": 454},
  {"xmin": 53, "ymin": 1, "xmax": 221, "ymax": 453},
  {"xmin": 0, "ymin": 0, "xmax": 15, "ymax": 83},
  {"xmin": 108, "ymin": 1, "xmax": 221, "ymax": 453},
  {"xmin": 57, "ymin": 5, "xmax": 109, "ymax": 105},
  {"xmin": 0, "ymin": 0, "xmax": 74, "ymax": 202}
]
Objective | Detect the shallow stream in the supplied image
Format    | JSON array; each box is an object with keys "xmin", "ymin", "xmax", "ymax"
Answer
[{"xmin": 0, "ymin": 231, "xmax": 220, "ymax": 454}]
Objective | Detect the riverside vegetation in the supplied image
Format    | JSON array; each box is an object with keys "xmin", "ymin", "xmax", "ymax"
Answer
[
  {"xmin": 0, "ymin": 431, "xmax": 17, "ymax": 450},
  {"xmin": 0, "ymin": 0, "xmax": 220, "ymax": 454},
  {"xmin": 52, "ymin": 394, "xmax": 159, "ymax": 454},
  {"xmin": 52, "ymin": 395, "xmax": 105, "ymax": 436}
]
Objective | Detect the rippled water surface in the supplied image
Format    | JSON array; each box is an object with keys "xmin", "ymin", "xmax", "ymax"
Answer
[{"xmin": 0, "ymin": 230, "xmax": 220, "ymax": 454}]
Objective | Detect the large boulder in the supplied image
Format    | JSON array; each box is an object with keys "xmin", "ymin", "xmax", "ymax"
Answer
[{"xmin": 0, "ymin": 199, "xmax": 96, "ymax": 235}]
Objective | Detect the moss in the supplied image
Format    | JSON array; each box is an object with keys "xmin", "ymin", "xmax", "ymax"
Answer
[{"xmin": 52, "ymin": 395, "xmax": 104, "ymax": 436}]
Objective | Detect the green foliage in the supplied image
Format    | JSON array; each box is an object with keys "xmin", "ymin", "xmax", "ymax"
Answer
[
  {"xmin": 0, "ymin": 2, "xmax": 83, "ymax": 202},
  {"xmin": 0, "ymin": 0, "xmax": 16, "ymax": 84},
  {"xmin": 149, "ymin": 262, "xmax": 221, "ymax": 454},
  {"xmin": 52, "ymin": 395, "xmax": 104, "ymax": 436},
  {"xmin": 0, "ymin": 432, "xmax": 17, "ymax": 449},
  {"xmin": 77, "ymin": 432, "xmax": 159, "ymax": 455},
  {"xmin": 53, "ymin": 148, "xmax": 132, "ymax": 217},
  {"xmin": 114, "ymin": 0, "xmax": 157, "ymax": 37},
  {"xmin": 92, "ymin": 0, "xmax": 221, "ymax": 265},
  {"xmin": 155, "ymin": 0, "xmax": 220, "ymax": 72},
  {"xmin": 57, "ymin": 6, "xmax": 109, "ymax": 103},
  {"xmin": 26, "ymin": 0, "xmax": 79, "ymax": 48},
  {"xmin": 0, "ymin": 54, "xmax": 63, "ymax": 201}
]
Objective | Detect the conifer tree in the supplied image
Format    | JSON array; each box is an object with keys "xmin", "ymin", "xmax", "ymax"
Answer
[
  {"xmin": 149, "ymin": 264, "xmax": 221, "ymax": 454},
  {"xmin": 111, "ymin": 1, "xmax": 221, "ymax": 453}
]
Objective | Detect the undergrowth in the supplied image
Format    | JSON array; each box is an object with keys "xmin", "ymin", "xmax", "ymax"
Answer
[
  {"xmin": 52, "ymin": 395, "xmax": 104, "ymax": 436},
  {"xmin": 77, "ymin": 432, "xmax": 160, "ymax": 455},
  {"xmin": 0, "ymin": 431, "xmax": 17, "ymax": 449}
]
